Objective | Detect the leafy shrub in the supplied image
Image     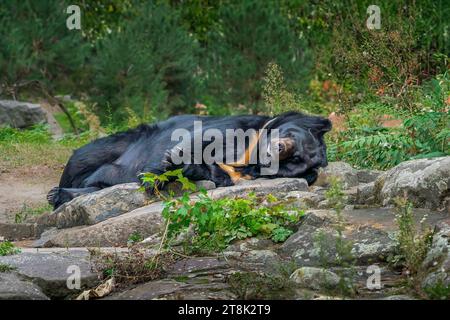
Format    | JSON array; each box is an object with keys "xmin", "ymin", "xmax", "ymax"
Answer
[
  {"xmin": 329, "ymin": 74, "xmax": 449, "ymax": 169},
  {"xmin": 392, "ymin": 196, "xmax": 433, "ymax": 277},
  {"xmin": 162, "ymin": 191, "xmax": 303, "ymax": 253},
  {"xmin": 202, "ymin": 0, "xmax": 311, "ymax": 112},
  {"xmin": 141, "ymin": 169, "xmax": 302, "ymax": 253},
  {"xmin": 0, "ymin": 241, "xmax": 20, "ymax": 256},
  {"xmin": 91, "ymin": 2, "xmax": 199, "ymax": 122},
  {"xmin": 0, "ymin": 1, "xmax": 89, "ymax": 98}
]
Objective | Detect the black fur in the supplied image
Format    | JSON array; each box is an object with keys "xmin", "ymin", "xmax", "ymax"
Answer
[{"xmin": 48, "ymin": 112, "xmax": 331, "ymax": 209}]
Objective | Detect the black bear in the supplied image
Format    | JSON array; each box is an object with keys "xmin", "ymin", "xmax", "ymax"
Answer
[{"xmin": 48, "ymin": 112, "xmax": 332, "ymax": 209}]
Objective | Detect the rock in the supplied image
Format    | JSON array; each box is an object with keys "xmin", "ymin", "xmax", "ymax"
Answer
[
  {"xmin": 284, "ymin": 191, "xmax": 325, "ymax": 209},
  {"xmin": 0, "ymin": 272, "xmax": 49, "ymax": 300},
  {"xmin": 290, "ymin": 267, "xmax": 340, "ymax": 290},
  {"xmin": 0, "ymin": 222, "xmax": 37, "ymax": 241},
  {"xmin": 51, "ymin": 183, "xmax": 148, "ymax": 229},
  {"xmin": 168, "ymin": 257, "xmax": 229, "ymax": 276},
  {"xmin": 106, "ymin": 279, "xmax": 236, "ymax": 300},
  {"xmin": 280, "ymin": 222, "xmax": 395, "ymax": 266},
  {"xmin": 0, "ymin": 100, "xmax": 47, "ymax": 128},
  {"xmin": 356, "ymin": 182, "xmax": 376, "ymax": 205},
  {"xmin": 0, "ymin": 249, "xmax": 100, "ymax": 299},
  {"xmin": 34, "ymin": 202, "xmax": 164, "ymax": 247},
  {"xmin": 35, "ymin": 178, "xmax": 308, "ymax": 247},
  {"xmin": 210, "ymin": 178, "xmax": 309, "ymax": 199},
  {"xmin": 421, "ymin": 221, "xmax": 450, "ymax": 293},
  {"xmin": 356, "ymin": 169, "xmax": 383, "ymax": 184},
  {"xmin": 375, "ymin": 157, "xmax": 450, "ymax": 211},
  {"xmin": 315, "ymin": 162, "xmax": 359, "ymax": 189},
  {"xmin": 193, "ymin": 180, "xmax": 216, "ymax": 191}
]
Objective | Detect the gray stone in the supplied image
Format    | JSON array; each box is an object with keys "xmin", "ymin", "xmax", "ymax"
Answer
[
  {"xmin": 375, "ymin": 157, "xmax": 450, "ymax": 211},
  {"xmin": 35, "ymin": 202, "xmax": 164, "ymax": 247},
  {"xmin": 106, "ymin": 279, "xmax": 235, "ymax": 300},
  {"xmin": 280, "ymin": 223, "xmax": 395, "ymax": 266},
  {"xmin": 380, "ymin": 295, "xmax": 417, "ymax": 300},
  {"xmin": 51, "ymin": 183, "xmax": 148, "ymax": 229},
  {"xmin": 290, "ymin": 267, "xmax": 340, "ymax": 290},
  {"xmin": 315, "ymin": 162, "xmax": 359, "ymax": 189},
  {"xmin": 0, "ymin": 222, "xmax": 37, "ymax": 241},
  {"xmin": 35, "ymin": 178, "xmax": 308, "ymax": 247},
  {"xmin": 284, "ymin": 191, "xmax": 325, "ymax": 209},
  {"xmin": 209, "ymin": 178, "xmax": 309, "ymax": 199},
  {"xmin": 0, "ymin": 100, "xmax": 47, "ymax": 128},
  {"xmin": 0, "ymin": 250, "xmax": 100, "ymax": 299},
  {"xmin": 0, "ymin": 272, "xmax": 49, "ymax": 300},
  {"xmin": 356, "ymin": 169, "xmax": 383, "ymax": 184}
]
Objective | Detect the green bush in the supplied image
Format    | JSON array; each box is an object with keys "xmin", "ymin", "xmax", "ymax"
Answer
[
  {"xmin": 0, "ymin": 1, "xmax": 89, "ymax": 98},
  {"xmin": 202, "ymin": 0, "xmax": 311, "ymax": 112},
  {"xmin": 91, "ymin": 2, "xmax": 199, "ymax": 123}
]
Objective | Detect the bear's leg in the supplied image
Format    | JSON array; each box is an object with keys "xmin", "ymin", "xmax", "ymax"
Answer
[{"xmin": 47, "ymin": 186, "xmax": 100, "ymax": 209}]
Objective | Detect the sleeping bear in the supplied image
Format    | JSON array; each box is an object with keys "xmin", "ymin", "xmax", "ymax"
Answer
[{"xmin": 48, "ymin": 111, "xmax": 332, "ymax": 209}]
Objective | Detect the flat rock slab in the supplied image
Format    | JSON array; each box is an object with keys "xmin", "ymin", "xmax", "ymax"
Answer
[
  {"xmin": 0, "ymin": 250, "xmax": 100, "ymax": 299},
  {"xmin": 209, "ymin": 178, "xmax": 308, "ymax": 199},
  {"xmin": 0, "ymin": 272, "xmax": 49, "ymax": 300}
]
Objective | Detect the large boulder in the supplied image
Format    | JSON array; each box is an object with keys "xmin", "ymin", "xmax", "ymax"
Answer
[
  {"xmin": 375, "ymin": 157, "xmax": 450, "ymax": 211},
  {"xmin": 51, "ymin": 183, "xmax": 148, "ymax": 229},
  {"xmin": 0, "ymin": 100, "xmax": 47, "ymax": 128}
]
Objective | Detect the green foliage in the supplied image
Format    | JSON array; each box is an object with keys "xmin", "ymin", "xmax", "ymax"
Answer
[
  {"xmin": 0, "ymin": 1, "xmax": 89, "ymax": 98},
  {"xmin": 202, "ymin": 0, "xmax": 311, "ymax": 112},
  {"xmin": 424, "ymin": 279, "xmax": 450, "ymax": 300},
  {"xmin": 315, "ymin": 177, "xmax": 356, "ymax": 297},
  {"xmin": 0, "ymin": 241, "xmax": 21, "ymax": 256},
  {"xmin": 14, "ymin": 203, "xmax": 52, "ymax": 224},
  {"xmin": 127, "ymin": 231, "xmax": 144, "ymax": 245},
  {"xmin": 0, "ymin": 125, "xmax": 52, "ymax": 144},
  {"xmin": 393, "ymin": 196, "xmax": 433, "ymax": 276},
  {"xmin": 91, "ymin": 2, "xmax": 199, "ymax": 122},
  {"xmin": 162, "ymin": 191, "xmax": 302, "ymax": 253},
  {"xmin": 329, "ymin": 74, "xmax": 450, "ymax": 170}
]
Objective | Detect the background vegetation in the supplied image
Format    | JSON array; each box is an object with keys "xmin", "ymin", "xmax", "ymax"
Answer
[{"xmin": 0, "ymin": 0, "xmax": 448, "ymax": 170}]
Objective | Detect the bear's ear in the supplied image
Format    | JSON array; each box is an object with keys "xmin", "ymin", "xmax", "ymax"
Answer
[{"xmin": 311, "ymin": 118, "xmax": 332, "ymax": 136}]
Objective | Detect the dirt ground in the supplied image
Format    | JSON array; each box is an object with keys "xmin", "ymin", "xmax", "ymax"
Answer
[{"xmin": 0, "ymin": 165, "xmax": 62, "ymax": 223}]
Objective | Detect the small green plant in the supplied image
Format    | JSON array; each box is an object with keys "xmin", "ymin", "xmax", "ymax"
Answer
[
  {"xmin": 424, "ymin": 279, "xmax": 450, "ymax": 300},
  {"xmin": 162, "ymin": 191, "xmax": 302, "ymax": 253},
  {"xmin": 0, "ymin": 241, "xmax": 21, "ymax": 256},
  {"xmin": 393, "ymin": 196, "xmax": 433, "ymax": 277},
  {"xmin": 0, "ymin": 263, "xmax": 16, "ymax": 272},
  {"xmin": 127, "ymin": 231, "xmax": 144, "ymax": 245},
  {"xmin": 314, "ymin": 177, "xmax": 356, "ymax": 297},
  {"xmin": 14, "ymin": 203, "xmax": 52, "ymax": 223},
  {"xmin": 139, "ymin": 168, "xmax": 197, "ymax": 198}
]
